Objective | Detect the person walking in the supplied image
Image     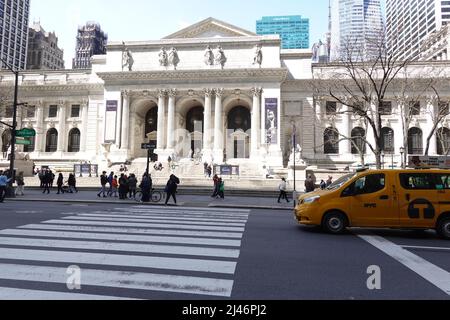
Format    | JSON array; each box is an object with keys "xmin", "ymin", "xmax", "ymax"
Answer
[
  {"xmin": 305, "ymin": 175, "xmax": 315, "ymax": 193},
  {"xmin": 128, "ymin": 174, "xmax": 138, "ymax": 199},
  {"xmin": 49, "ymin": 170, "xmax": 55, "ymax": 188},
  {"xmin": 140, "ymin": 174, "xmax": 151, "ymax": 203},
  {"xmin": 57, "ymin": 173, "xmax": 65, "ymax": 194},
  {"xmin": 15, "ymin": 172, "xmax": 25, "ymax": 196},
  {"xmin": 218, "ymin": 178, "xmax": 225, "ymax": 199},
  {"xmin": 211, "ymin": 174, "xmax": 219, "ymax": 198},
  {"xmin": 277, "ymin": 178, "xmax": 290, "ymax": 203},
  {"xmin": 97, "ymin": 171, "xmax": 108, "ymax": 198},
  {"xmin": 42, "ymin": 170, "xmax": 51, "ymax": 194},
  {"xmin": 326, "ymin": 175, "xmax": 333, "ymax": 187},
  {"xmin": 320, "ymin": 179, "xmax": 327, "ymax": 190},
  {"xmin": 68, "ymin": 174, "xmax": 77, "ymax": 193},
  {"xmin": 165, "ymin": 174, "xmax": 180, "ymax": 205},
  {"xmin": 111, "ymin": 176, "xmax": 119, "ymax": 198},
  {"xmin": 0, "ymin": 171, "xmax": 12, "ymax": 203},
  {"xmin": 107, "ymin": 171, "xmax": 114, "ymax": 196}
]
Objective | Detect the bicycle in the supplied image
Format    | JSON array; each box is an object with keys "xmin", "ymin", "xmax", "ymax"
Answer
[{"xmin": 133, "ymin": 188, "xmax": 163, "ymax": 203}]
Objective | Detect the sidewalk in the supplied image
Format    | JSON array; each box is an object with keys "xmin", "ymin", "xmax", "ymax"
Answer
[{"xmin": 6, "ymin": 189, "xmax": 295, "ymax": 211}]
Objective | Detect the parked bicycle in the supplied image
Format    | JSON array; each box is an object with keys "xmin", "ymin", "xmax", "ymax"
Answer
[{"xmin": 133, "ymin": 188, "xmax": 163, "ymax": 203}]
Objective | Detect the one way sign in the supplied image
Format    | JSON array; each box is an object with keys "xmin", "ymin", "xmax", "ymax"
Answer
[{"xmin": 141, "ymin": 143, "xmax": 157, "ymax": 150}]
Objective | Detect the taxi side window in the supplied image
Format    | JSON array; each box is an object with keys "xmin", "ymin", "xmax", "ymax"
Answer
[
  {"xmin": 399, "ymin": 173, "xmax": 436, "ymax": 190},
  {"xmin": 343, "ymin": 174, "xmax": 385, "ymax": 196},
  {"xmin": 435, "ymin": 174, "xmax": 450, "ymax": 190}
]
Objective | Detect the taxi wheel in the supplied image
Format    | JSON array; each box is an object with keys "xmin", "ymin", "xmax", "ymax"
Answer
[
  {"xmin": 323, "ymin": 212, "xmax": 348, "ymax": 234},
  {"xmin": 436, "ymin": 217, "xmax": 450, "ymax": 240}
]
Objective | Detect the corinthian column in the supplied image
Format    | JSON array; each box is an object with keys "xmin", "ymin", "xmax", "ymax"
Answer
[
  {"xmin": 35, "ymin": 102, "xmax": 45, "ymax": 152},
  {"xmin": 203, "ymin": 89, "xmax": 213, "ymax": 152},
  {"xmin": 80, "ymin": 101, "xmax": 89, "ymax": 152},
  {"xmin": 57, "ymin": 101, "xmax": 66, "ymax": 152},
  {"xmin": 157, "ymin": 90, "xmax": 167, "ymax": 150},
  {"xmin": 213, "ymin": 88, "xmax": 224, "ymax": 163},
  {"xmin": 121, "ymin": 91, "xmax": 131, "ymax": 150},
  {"xmin": 251, "ymin": 88, "xmax": 262, "ymax": 158},
  {"xmin": 166, "ymin": 89, "xmax": 177, "ymax": 150}
]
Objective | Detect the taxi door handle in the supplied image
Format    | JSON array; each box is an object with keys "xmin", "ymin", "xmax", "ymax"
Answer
[{"xmin": 379, "ymin": 195, "xmax": 389, "ymax": 200}]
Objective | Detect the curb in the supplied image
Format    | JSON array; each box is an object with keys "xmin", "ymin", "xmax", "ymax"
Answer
[{"xmin": 208, "ymin": 204, "xmax": 293, "ymax": 211}]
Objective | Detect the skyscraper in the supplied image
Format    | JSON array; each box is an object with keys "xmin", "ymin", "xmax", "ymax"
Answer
[
  {"xmin": 256, "ymin": 16, "xmax": 309, "ymax": 49},
  {"xmin": 0, "ymin": 0, "xmax": 30, "ymax": 70},
  {"xmin": 27, "ymin": 21, "xmax": 65, "ymax": 70},
  {"xmin": 386, "ymin": 0, "xmax": 450, "ymax": 61},
  {"xmin": 330, "ymin": 0, "xmax": 384, "ymax": 61},
  {"xmin": 73, "ymin": 22, "xmax": 107, "ymax": 69}
]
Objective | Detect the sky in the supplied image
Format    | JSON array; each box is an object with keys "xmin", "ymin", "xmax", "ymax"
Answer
[{"xmin": 29, "ymin": 0, "xmax": 385, "ymax": 69}]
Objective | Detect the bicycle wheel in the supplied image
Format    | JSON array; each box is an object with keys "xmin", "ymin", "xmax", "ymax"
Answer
[
  {"xmin": 134, "ymin": 191, "xmax": 143, "ymax": 202},
  {"xmin": 151, "ymin": 191, "xmax": 162, "ymax": 203}
]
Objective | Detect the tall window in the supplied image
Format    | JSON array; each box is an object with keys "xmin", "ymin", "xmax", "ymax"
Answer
[
  {"xmin": 437, "ymin": 127, "xmax": 450, "ymax": 155},
  {"xmin": 26, "ymin": 106, "xmax": 36, "ymax": 118},
  {"xmin": 409, "ymin": 101, "xmax": 421, "ymax": 116},
  {"xmin": 351, "ymin": 127, "xmax": 366, "ymax": 154},
  {"xmin": 70, "ymin": 105, "xmax": 80, "ymax": 118},
  {"xmin": 326, "ymin": 101, "xmax": 337, "ymax": 115},
  {"xmin": 380, "ymin": 101, "xmax": 392, "ymax": 115},
  {"xmin": 48, "ymin": 105, "xmax": 58, "ymax": 118},
  {"xmin": 408, "ymin": 127, "xmax": 423, "ymax": 155},
  {"xmin": 324, "ymin": 128, "xmax": 339, "ymax": 154},
  {"xmin": 45, "ymin": 128, "xmax": 58, "ymax": 152},
  {"xmin": 381, "ymin": 127, "xmax": 394, "ymax": 154},
  {"xmin": 439, "ymin": 102, "xmax": 449, "ymax": 116},
  {"xmin": 68, "ymin": 128, "xmax": 80, "ymax": 153},
  {"xmin": 1, "ymin": 129, "xmax": 11, "ymax": 153}
]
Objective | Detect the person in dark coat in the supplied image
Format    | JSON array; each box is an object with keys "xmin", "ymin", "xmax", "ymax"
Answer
[
  {"xmin": 140, "ymin": 174, "xmax": 151, "ymax": 202},
  {"xmin": 42, "ymin": 170, "xmax": 51, "ymax": 194},
  {"xmin": 57, "ymin": 173, "xmax": 64, "ymax": 194},
  {"xmin": 118, "ymin": 174, "xmax": 129, "ymax": 200},
  {"xmin": 211, "ymin": 174, "xmax": 219, "ymax": 198},
  {"xmin": 128, "ymin": 174, "xmax": 138, "ymax": 199},
  {"xmin": 68, "ymin": 174, "xmax": 77, "ymax": 193},
  {"xmin": 165, "ymin": 174, "xmax": 180, "ymax": 205}
]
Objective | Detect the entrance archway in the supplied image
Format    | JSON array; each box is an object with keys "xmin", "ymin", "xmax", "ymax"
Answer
[
  {"xmin": 227, "ymin": 106, "xmax": 251, "ymax": 159},
  {"xmin": 145, "ymin": 107, "xmax": 158, "ymax": 161},
  {"xmin": 186, "ymin": 106, "xmax": 204, "ymax": 158}
]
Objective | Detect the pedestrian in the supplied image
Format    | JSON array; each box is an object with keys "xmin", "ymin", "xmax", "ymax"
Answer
[
  {"xmin": 207, "ymin": 165, "xmax": 212, "ymax": 178},
  {"xmin": 49, "ymin": 170, "xmax": 55, "ymax": 188},
  {"xmin": 118, "ymin": 173, "xmax": 128, "ymax": 200},
  {"xmin": 140, "ymin": 174, "xmax": 151, "ymax": 202},
  {"xmin": 0, "ymin": 171, "xmax": 12, "ymax": 203},
  {"xmin": 218, "ymin": 178, "xmax": 225, "ymax": 199},
  {"xmin": 203, "ymin": 162, "xmax": 208, "ymax": 177},
  {"xmin": 320, "ymin": 179, "xmax": 327, "ymax": 190},
  {"xmin": 57, "ymin": 173, "xmax": 65, "ymax": 194},
  {"xmin": 111, "ymin": 176, "xmax": 118, "ymax": 197},
  {"xmin": 68, "ymin": 174, "xmax": 77, "ymax": 193},
  {"xmin": 97, "ymin": 171, "xmax": 108, "ymax": 198},
  {"xmin": 107, "ymin": 171, "xmax": 114, "ymax": 196},
  {"xmin": 211, "ymin": 174, "xmax": 219, "ymax": 198},
  {"xmin": 326, "ymin": 175, "xmax": 333, "ymax": 187},
  {"xmin": 15, "ymin": 172, "xmax": 25, "ymax": 196},
  {"xmin": 165, "ymin": 174, "xmax": 180, "ymax": 205},
  {"xmin": 305, "ymin": 175, "xmax": 315, "ymax": 193},
  {"xmin": 277, "ymin": 178, "xmax": 290, "ymax": 203},
  {"xmin": 42, "ymin": 170, "xmax": 51, "ymax": 194},
  {"xmin": 38, "ymin": 170, "xmax": 44, "ymax": 188},
  {"xmin": 128, "ymin": 173, "xmax": 138, "ymax": 199}
]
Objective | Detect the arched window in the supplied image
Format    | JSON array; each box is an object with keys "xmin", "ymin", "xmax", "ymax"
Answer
[
  {"xmin": 68, "ymin": 128, "xmax": 81, "ymax": 153},
  {"xmin": 408, "ymin": 127, "xmax": 423, "ymax": 155},
  {"xmin": 1, "ymin": 129, "xmax": 11, "ymax": 153},
  {"xmin": 351, "ymin": 127, "xmax": 366, "ymax": 154},
  {"xmin": 324, "ymin": 128, "xmax": 339, "ymax": 154},
  {"xmin": 437, "ymin": 127, "xmax": 450, "ymax": 155},
  {"xmin": 45, "ymin": 128, "xmax": 58, "ymax": 153},
  {"xmin": 381, "ymin": 127, "xmax": 394, "ymax": 154}
]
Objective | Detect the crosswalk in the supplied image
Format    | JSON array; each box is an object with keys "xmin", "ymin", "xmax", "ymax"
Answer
[{"xmin": 0, "ymin": 206, "xmax": 251, "ymax": 300}]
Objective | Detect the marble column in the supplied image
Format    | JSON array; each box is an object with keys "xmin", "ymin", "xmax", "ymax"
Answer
[
  {"xmin": 57, "ymin": 101, "xmax": 66, "ymax": 152},
  {"xmin": 251, "ymin": 88, "xmax": 262, "ymax": 158},
  {"xmin": 35, "ymin": 102, "xmax": 45, "ymax": 152},
  {"xmin": 120, "ymin": 91, "xmax": 131, "ymax": 150},
  {"xmin": 203, "ymin": 89, "xmax": 213, "ymax": 152},
  {"xmin": 166, "ymin": 89, "xmax": 177, "ymax": 150},
  {"xmin": 80, "ymin": 101, "xmax": 89, "ymax": 152},
  {"xmin": 340, "ymin": 104, "xmax": 351, "ymax": 155},
  {"xmin": 156, "ymin": 90, "xmax": 167, "ymax": 150},
  {"xmin": 213, "ymin": 88, "xmax": 224, "ymax": 163}
]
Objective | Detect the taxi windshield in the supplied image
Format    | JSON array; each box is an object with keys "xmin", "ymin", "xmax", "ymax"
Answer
[{"xmin": 327, "ymin": 173, "xmax": 357, "ymax": 190}]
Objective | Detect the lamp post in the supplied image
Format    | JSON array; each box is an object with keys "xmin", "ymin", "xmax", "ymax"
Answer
[
  {"xmin": 0, "ymin": 58, "xmax": 19, "ymax": 197},
  {"xmin": 400, "ymin": 147, "xmax": 405, "ymax": 169}
]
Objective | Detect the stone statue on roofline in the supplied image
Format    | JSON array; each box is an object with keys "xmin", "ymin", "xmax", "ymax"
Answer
[
  {"xmin": 204, "ymin": 45, "xmax": 214, "ymax": 66},
  {"xmin": 253, "ymin": 44, "xmax": 263, "ymax": 67},
  {"xmin": 215, "ymin": 45, "xmax": 227, "ymax": 69},
  {"xmin": 159, "ymin": 47, "xmax": 168, "ymax": 67},
  {"xmin": 168, "ymin": 47, "xmax": 180, "ymax": 70},
  {"xmin": 122, "ymin": 42, "xmax": 134, "ymax": 71}
]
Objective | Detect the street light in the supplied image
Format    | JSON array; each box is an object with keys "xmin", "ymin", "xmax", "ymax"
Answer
[
  {"xmin": 400, "ymin": 146, "xmax": 405, "ymax": 169},
  {"xmin": 0, "ymin": 58, "xmax": 19, "ymax": 197}
]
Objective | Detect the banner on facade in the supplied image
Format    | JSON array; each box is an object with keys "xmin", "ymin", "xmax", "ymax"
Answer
[
  {"xmin": 408, "ymin": 156, "xmax": 450, "ymax": 169},
  {"xmin": 104, "ymin": 100, "xmax": 118, "ymax": 143},
  {"xmin": 265, "ymin": 98, "xmax": 278, "ymax": 145}
]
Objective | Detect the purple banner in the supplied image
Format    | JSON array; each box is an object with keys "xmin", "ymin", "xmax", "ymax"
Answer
[
  {"xmin": 106, "ymin": 100, "xmax": 118, "ymax": 112},
  {"xmin": 265, "ymin": 98, "xmax": 278, "ymax": 145}
]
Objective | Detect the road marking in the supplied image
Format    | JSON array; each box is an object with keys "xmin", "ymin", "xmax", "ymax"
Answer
[
  {"xmin": 0, "ymin": 236, "xmax": 241, "ymax": 258},
  {"xmin": 76, "ymin": 213, "xmax": 248, "ymax": 223},
  {"xmin": 0, "ymin": 264, "xmax": 233, "ymax": 297},
  {"xmin": 356, "ymin": 232, "xmax": 450, "ymax": 296},
  {"xmin": 129, "ymin": 206, "xmax": 251, "ymax": 214},
  {"xmin": 41, "ymin": 219, "xmax": 245, "ymax": 232},
  {"xmin": 122, "ymin": 210, "xmax": 250, "ymax": 218},
  {"xmin": 401, "ymin": 245, "xmax": 450, "ymax": 252},
  {"xmin": 17, "ymin": 224, "xmax": 244, "ymax": 239},
  {"xmin": 0, "ymin": 287, "xmax": 136, "ymax": 300},
  {"xmin": 0, "ymin": 247, "xmax": 237, "ymax": 274},
  {"xmin": 61, "ymin": 216, "xmax": 246, "ymax": 227}
]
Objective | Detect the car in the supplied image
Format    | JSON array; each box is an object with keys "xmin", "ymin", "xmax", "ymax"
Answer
[{"xmin": 294, "ymin": 169, "xmax": 450, "ymax": 239}]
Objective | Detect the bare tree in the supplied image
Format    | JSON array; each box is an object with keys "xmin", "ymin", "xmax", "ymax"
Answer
[{"xmin": 424, "ymin": 88, "xmax": 450, "ymax": 155}]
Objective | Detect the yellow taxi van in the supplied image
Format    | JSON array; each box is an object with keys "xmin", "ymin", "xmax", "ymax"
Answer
[{"xmin": 295, "ymin": 169, "xmax": 450, "ymax": 239}]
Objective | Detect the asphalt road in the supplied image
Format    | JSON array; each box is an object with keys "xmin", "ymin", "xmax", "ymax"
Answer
[{"xmin": 0, "ymin": 201, "xmax": 449, "ymax": 300}]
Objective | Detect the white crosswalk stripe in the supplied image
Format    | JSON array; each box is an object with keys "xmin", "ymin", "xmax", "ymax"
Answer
[{"xmin": 0, "ymin": 207, "xmax": 251, "ymax": 299}]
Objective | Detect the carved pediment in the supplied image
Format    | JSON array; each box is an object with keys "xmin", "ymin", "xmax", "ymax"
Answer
[{"xmin": 163, "ymin": 17, "xmax": 256, "ymax": 39}]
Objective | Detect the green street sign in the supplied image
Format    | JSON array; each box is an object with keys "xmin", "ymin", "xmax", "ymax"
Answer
[
  {"xmin": 16, "ymin": 128, "xmax": 36, "ymax": 138},
  {"xmin": 16, "ymin": 138, "xmax": 31, "ymax": 145}
]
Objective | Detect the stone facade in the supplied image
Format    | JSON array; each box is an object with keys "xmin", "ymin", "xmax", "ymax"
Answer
[{"xmin": 0, "ymin": 18, "xmax": 449, "ymax": 179}]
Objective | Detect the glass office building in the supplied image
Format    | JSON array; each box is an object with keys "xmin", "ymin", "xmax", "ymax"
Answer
[{"xmin": 256, "ymin": 16, "xmax": 309, "ymax": 49}]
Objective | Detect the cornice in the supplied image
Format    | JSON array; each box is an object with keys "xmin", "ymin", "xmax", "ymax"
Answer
[
  {"xmin": 97, "ymin": 68, "xmax": 288, "ymax": 85},
  {"xmin": 1, "ymin": 83, "xmax": 104, "ymax": 94}
]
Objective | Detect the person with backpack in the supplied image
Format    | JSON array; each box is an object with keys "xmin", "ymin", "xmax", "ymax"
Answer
[
  {"xmin": 97, "ymin": 171, "xmax": 108, "ymax": 198},
  {"xmin": 165, "ymin": 174, "xmax": 180, "ymax": 205}
]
